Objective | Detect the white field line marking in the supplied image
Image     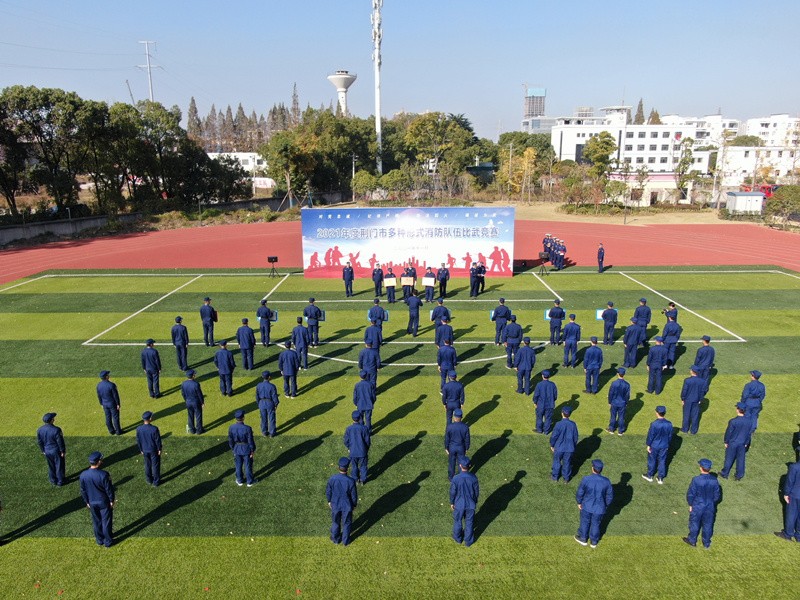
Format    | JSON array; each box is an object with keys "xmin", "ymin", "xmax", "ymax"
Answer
[
  {"xmin": 0, "ymin": 274, "xmax": 52, "ymax": 292},
  {"xmin": 618, "ymin": 271, "xmax": 746, "ymax": 342},
  {"xmin": 36, "ymin": 272, "xmax": 303, "ymax": 277},
  {"xmin": 532, "ymin": 273, "xmax": 562, "ymax": 302},
  {"xmin": 305, "ymin": 351, "xmax": 509, "ymax": 367},
  {"xmin": 262, "ymin": 273, "xmax": 290, "ymax": 300},
  {"xmin": 546, "ymin": 269, "xmax": 781, "ymax": 275},
  {"xmin": 774, "ymin": 270, "xmax": 800, "ymax": 281},
  {"xmin": 261, "ymin": 298, "xmax": 554, "ymax": 304},
  {"xmin": 82, "ymin": 275, "xmax": 204, "ymax": 346}
]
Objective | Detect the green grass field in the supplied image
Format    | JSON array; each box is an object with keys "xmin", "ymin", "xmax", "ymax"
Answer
[{"xmin": 1, "ymin": 266, "xmax": 799, "ymax": 599}]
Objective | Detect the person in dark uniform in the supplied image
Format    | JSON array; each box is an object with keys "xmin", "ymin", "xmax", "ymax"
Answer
[
  {"xmin": 601, "ymin": 302, "xmax": 617, "ymax": 345},
  {"xmin": 741, "ymin": 370, "xmax": 766, "ymax": 435},
  {"xmin": 423, "ymin": 266, "xmax": 436, "ymax": 303},
  {"xmin": 405, "ymin": 290, "xmax": 423, "ymax": 337},
  {"xmin": 642, "ymin": 405, "xmax": 673, "ymax": 484},
  {"xmin": 358, "ymin": 343, "xmax": 382, "ymax": 389},
  {"xmin": 236, "ymin": 318, "xmax": 256, "ymax": 371},
  {"xmin": 140, "ymin": 339, "xmax": 161, "ymax": 399},
  {"xmin": 684, "ymin": 458, "xmax": 721, "ymax": 548},
  {"xmin": 213, "ymin": 340, "xmax": 236, "ymax": 396},
  {"xmin": 450, "ymin": 455, "xmax": 479, "ymax": 546},
  {"xmin": 181, "ymin": 369, "xmax": 205, "ymax": 434},
  {"xmin": 633, "ymin": 298, "xmax": 652, "ymax": 346},
  {"xmin": 469, "ymin": 262, "xmax": 479, "ymax": 297},
  {"xmin": 256, "ymin": 300, "xmax": 274, "ymax": 347},
  {"xmin": 437, "ymin": 339, "xmax": 458, "ymax": 391},
  {"xmin": 342, "ymin": 262, "xmax": 355, "ymax": 297},
  {"xmin": 303, "ymin": 298, "xmax": 322, "ymax": 347},
  {"xmin": 607, "ymin": 367, "xmax": 631, "ymax": 436},
  {"xmin": 491, "ymin": 298, "xmax": 511, "ymax": 345},
  {"xmin": 200, "ymin": 297, "xmax": 216, "ymax": 346},
  {"xmin": 575, "ymin": 459, "xmax": 613, "ymax": 548},
  {"xmin": 514, "ymin": 337, "xmax": 536, "ymax": 395},
  {"xmin": 720, "ymin": 402, "xmax": 751, "ymax": 480},
  {"xmin": 562, "ymin": 314, "xmax": 581, "ymax": 368},
  {"xmin": 435, "ymin": 317, "xmax": 455, "ymax": 348},
  {"xmin": 502, "ymin": 314, "xmax": 523, "ymax": 369},
  {"xmin": 326, "ymin": 457, "xmax": 358, "ymax": 545},
  {"xmin": 368, "ymin": 298, "xmax": 388, "ymax": 332},
  {"xmin": 353, "ymin": 370, "xmax": 376, "ymax": 432},
  {"xmin": 256, "ymin": 370, "xmax": 279, "ymax": 437},
  {"xmin": 385, "ymin": 267, "xmax": 397, "ymax": 304},
  {"xmin": 597, "ymin": 242, "xmax": 605, "ymax": 273},
  {"xmin": 37, "ymin": 412, "xmax": 65, "ymax": 486},
  {"xmin": 79, "ymin": 451, "xmax": 115, "ymax": 547},
  {"xmin": 550, "ymin": 405, "xmax": 577, "ymax": 482},
  {"xmin": 662, "ymin": 315, "xmax": 683, "ymax": 369},
  {"xmin": 445, "ymin": 409, "xmax": 471, "ymax": 480},
  {"xmin": 372, "ymin": 263, "xmax": 384, "ymax": 297},
  {"xmin": 437, "ymin": 262, "xmax": 450, "ymax": 298},
  {"xmin": 430, "ymin": 297, "xmax": 450, "ymax": 330},
  {"xmin": 401, "ymin": 264, "xmax": 413, "ymax": 300},
  {"xmin": 171, "ymin": 316, "xmax": 189, "ymax": 371},
  {"xmin": 646, "ymin": 336, "xmax": 668, "ymax": 394},
  {"xmin": 776, "ymin": 446, "xmax": 800, "ymax": 542},
  {"xmin": 622, "ymin": 318, "xmax": 639, "ymax": 368},
  {"xmin": 292, "ymin": 317, "xmax": 311, "ymax": 369},
  {"xmin": 228, "ymin": 410, "xmax": 256, "ymax": 487},
  {"xmin": 681, "ymin": 365, "xmax": 705, "ymax": 434},
  {"xmin": 278, "ymin": 341, "xmax": 301, "ymax": 398},
  {"xmin": 583, "ymin": 337, "xmax": 603, "ymax": 394},
  {"xmin": 534, "ymin": 370, "xmax": 558, "ymax": 434},
  {"xmin": 694, "ymin": 336, "xmax": 715, "ymax": 393},
  {"xmin": 442, "ymin": 370, "xmax": 465, "ymax": 425},
  {"xmin": 344, "ymin": 410, "xmax": 371, "ymax": 485},
  {"xmin": 548, "ymin": 300, "xmax": 565, "ymax": 345},
  {"xmin": 364, "ymin": 319, "xmax": 383, "ymax": 350},
  {"xmin": 96, "ymin": 370, "xmax": 122, "ymax": 435},
  {"xmin": 477, "ymin": 261, "xmax": 486, "ymax": 294},
  {"xmin": 663, "ymin": 302, "xmax": 678, "ymax": 323},
  {"xmin": 135, "ymin": 411, "xmax": 162, "ymax": 487}
]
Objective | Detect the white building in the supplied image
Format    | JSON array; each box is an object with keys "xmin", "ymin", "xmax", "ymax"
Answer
[
  {"xmin": 521, "ymin": 87, "xmax": 557, "ymax": 134},
  {"xmin": 718, "ymin": 145, "xmax": 800, "ymax": 187},
  {"xmin": 207, "ymin": 152, "xmax": 266, "ymax": 174},
  {"xmin": 742, "ymin": 114, "xmax": 800, "ymax": 147}
]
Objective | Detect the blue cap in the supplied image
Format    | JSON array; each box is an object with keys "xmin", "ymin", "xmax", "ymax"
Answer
[
  {"xmin": 261, "ymin": 370, "xmax": 271, "ymax": 379},
  {"xmin": 338, "ymin": 457, "xmax": 350, "ymax": 469},
  {"xmin": 592, "ymin": 459, "xmax": 604, "ymax": 471},
  {"xmin": 499, "ymin": 297, "xmax": 505, "ymax": 303},
  {"xmin": 750, "ymin": 370, "xmax": 762, "ymax": 379},
  {"xmin": 454, "ymin": 408, "xmax": 463, "ymax": 418},
  {"xmin": 655, "ymin": 336, "xmax": 663, "ymax": 342},
  {"xmin": 219, "ymin": 340, "xmax": 228, "ymax": 346},
  {"xmin": 608, "ymin": 301, "xmax": 614, "ymax": 307},
  {"xmin": 542, "ymin": 369, "xmax": 551, "ymax": 378},
  {"xmin": 510, "ymin": 315, "xmax": 516, "ymax": 321},
  {"xmin": 701, "ymin": 335, "xmax": 711, "ymax": 342},
  {"xmin": 523, "ymin": 337, "xmax": 531, "ymax": 343},
  {"xmin": 554, "ymin": 299, "xmax": 560, "ymax": 304},
  {"xmin": 242, "ymin": 318, "xmax": 248, "ymax": 324},
  {"xmin": 569, "ymin": 313, "xmax": 576, "ymax": 319},
  {"xmin": 690, "ymin": 365, "xmax": 699, "ymax": 372},
  {"xmin": 261, "ymin": 299, "xmax": 267, "ymax": 305},
  {"xmin": 88, "ymin": 451, "xmax": 103, "ymax": 464},
  {"xmin": 437, "ymin": 298, "xmax": 444, "ymax": 303},
  {"xmin": 448, "ymin": 370, "xmax": 457, "ymax": 379},
  {"xmin": 146, "ymin": 338, "xmax": 155, "ymax": 345},
  {"xmin": 374, "ymin": 298, "xmax": 380, "ymax": 304},
  {"xmin": 284, "ymin": 341, "xmax": 291, "ymax": 348},
  {"xmin": 617, "ymin": 367, "xmax": 626, "ymax": 375},
  {"xmin": 142, "ymin": 411, "xmax": 153, "ymax": 420},
  {"xmin": 655, "ymin": 405, "xmax": 667, "ymax": 414},
  {"xmin": 204, "ymin": 297, "xmax": 211, "ymax": 301},
  {"xmin": 42, "ymin": 412, "xmax": 56, "ymax": 422},
  {"xmin": 736, "ymin": 402, "xmax": 746, "ymax": 411},
  {"xmin": 175, "ymin": 316, "xmax": 182, "ymax": 322},
  {"xmin": 698, "ymin": 458, "xmax": 712, "ymax": 470},
  {"xmin": 640, "ymin": 298, "xmax": 647, "ymax": 303},
  {"xmin": 561, "ymin": 405, "xmax": 572, "ymax": 416},
  {"xmin": 590, "ymin": 336, "xmax": 598, "ymax": 343},
  {"xmin": 99, "ymin": 370, "xmax": 110, "ymax": 378},
  {"xmin": 352, "ymin": 410, "xmax": 362, "ymax": 421},
  {"xmin": 309, "ymin": 297, "xmax": 315, "ymax": 303},
  {"xmin": 185, "ymin": 369, "xmax": 196, "ymax": 377},
  {"xmin": 234, "ymin": 409, "xmax": 245, "ymax": 419},
  {"xmin": 458, "ymin": 455, "xmax": 471, "ymax": 467},
  {"xmin": 360, "ymin": 369, "xmax": 368, "ymax": 378}
]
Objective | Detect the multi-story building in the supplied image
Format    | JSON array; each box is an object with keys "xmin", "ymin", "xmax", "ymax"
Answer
[
  {"xmin": 521, "ymin": 87, "xmax": 556, "ymax": 134},
  {"xmin": 742, "ymin": 114, "xmax": 800, "ymax": 147},
  {"xmin": 718, "ymin": 145, "xmax": 800, "ymax": 187}
]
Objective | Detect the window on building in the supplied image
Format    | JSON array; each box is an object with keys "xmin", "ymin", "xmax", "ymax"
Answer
[
  {"xmin": 649, "ymin": 145, "xmax": 657, "ymax": 151},
  {"xmin": 637, "ymin": 145, "xmax": 645, "ymax": 151},
  {"xmin": 648, "ymin": 157, "xmax": 656, "ymax": 163},
  {"xmin": 695, "ymin": 158, "xmax": 702, "ymax": 163},
  {"xmin": 638, "ymin": 132, "xmax": 646, "ymax": 138},
  {"xmin": 776, "ymin": 170, "xmax": 781, "ymax": 176},
  {"xmin": 626, "ymin": 132, "xmax": 633, "ymax": 138},
  {"xmin": 650, "ymin": 132, "xmax": 658, "ymax": 138},
  {"xmin": 661, "ymin": 144, "xmax": 669, "ymax": 151},
  {"xmin": 660, "ymin": 157, "xmax": 668, "ymax": 163},
  {"xmin": 778, "ymin": 151, "xmax": 783, "ymax": 157},
  {"xmin": 625, "ymin": 145, "xmax": 633, "ymax": 151},
  {"xmin": 662, "ymin": 132, "xmax": 670, "ymax": 138},
  {"xmin": 744, "ymin": 151, "xmax": 750, "ymax": 157},
  {"xmin": 760, "ymin": 122, "xmax": 769, "ymax": 128},
  {"xmin": 242, "ymin": 159, "xmax": 250, "ymax": 165},
  {"xmin": 636, "ymin": 157, "xmax": 644, "ymax": 163},
  {"xmin": 623, "ymin": 157, "xmax": 631, "ymax": 164},
  {"xmin": 765, "ymin": 151, "xmax": 771, "ymax": 157}
]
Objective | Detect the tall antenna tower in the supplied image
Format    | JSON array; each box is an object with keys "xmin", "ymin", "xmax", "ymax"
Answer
[
  {"xmin": 138, "ymin": 41, "xmax": 159, "ymax": 102},
  {"xmin": 371, "ymin": 0, "xmax": 383, "ymax": 175}
]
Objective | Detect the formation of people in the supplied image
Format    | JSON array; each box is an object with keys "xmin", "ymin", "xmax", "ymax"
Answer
[{"xmin": 542, "ymin": 234, "xmax": 568, "ymax": 271}]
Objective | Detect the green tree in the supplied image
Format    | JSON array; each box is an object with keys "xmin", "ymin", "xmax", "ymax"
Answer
[
  {"xmin": 633, "ymin": 99, "xmax": 645, "ymax": 124},
  {"xmin": 0, "ymin": 101, "xmax": 33, "ymax": 215},
  {"xmin": 582, "ymin": 131, "xmax": 618, "ymax": 181},
  {"xmin": 730, "ymin": 135, "xmax": 763, "ymax": 147},
  {"xmin": 765, "ymin": 185, "xmax": 800, "ymax": 227},
  {"xmin": 673, "ymin": 137, "xmax": 697, "ymax": 201},
  {"xmin": 351, "ymin": 170, "xmax": 378, "ymax": 200},
  {"xmin": 647, "ymin": 109, "xmax": 662, "ymax": 125},
  {"xmin": 186, "ymin": 97, "xmax": 202, "ymax": 143},
  {"xmin": 380, "ymin": 168, "xmax": 412, "ymax": 200}
]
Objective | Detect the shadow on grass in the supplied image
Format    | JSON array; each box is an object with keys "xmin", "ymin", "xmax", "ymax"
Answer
[
  {"xmin": 474, "ymin": 470, "xmax": 526, "ymax": 540},
  {"xmin": 466, "ymin": 395, "xmax": 500, "ymax": 428},
  {"xmin": 626, "ymin": 393, "xmax": 645, "ymax": 428},
  {"xmin": 369, "ymin": 431, "xmax": 426, "ymax": 481},
  {"xmin": 255, "ymin": 431, "xmax": 333, "ymax": 479},
  {"xmin": 303, "ymin": 367, "xmax": 351, "ymax": 394},
  {"xmin": 384, "ymin": 344, "xmax": 424, "ymax": 364},
  {"xmin": 458, "ymin": 344, "xmax": 486, "ymax": 362},
  {"xmin": 472, "ymin": 429, "xmax": 512, "ymax": 474},
  {"xmin": 278, "ymin": 396, "xmax": 343, "ymax": 434},
  {"xmin": 351, "ymin": 470, "xmax": 430, "ymax": 540},
  {"xmin": 453, "ymin": 324, "xmax": 477, "ymax": 338},
  {"xmin": 376, "ymin": 366, "xmax": 423, "ymax": 395},
  {"xmin": 320, "ymin": 343, "xmax": 360, "ymax": 361},
  {"xmin": 161, "ymin": 440, "xmax": 230, "ymax": 484},
  {"xmin": 666, "ymin": 428, "xmax": 684, "ymax": 475},
  {"xmin": 461, "ymin": 363, "xmax": 491, "ymax": 387},
  {"xmin": 600, "ymin": 472, "xmax": 634, "ymax": 537},
  {"xmin": 372, "ymin": 396, "xmax": 425, "ymax": 435},
  {"xmin": 574, "ymin": 428, "xmax": 603, "ymax": 475}
]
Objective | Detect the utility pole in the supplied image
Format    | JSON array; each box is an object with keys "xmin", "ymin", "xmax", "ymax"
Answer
[
  {"xmin": 138, "ymin": 41, "xmax": 158, "ymax": 102},
  {"xmin": 371, "ymin": 1, "xmax": 383, "ymax": 175}
]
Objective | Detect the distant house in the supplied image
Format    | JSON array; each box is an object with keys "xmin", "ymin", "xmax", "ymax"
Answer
[{"xmin": 207, "ymin": 152, "xmax": 266, "ymax": 174}]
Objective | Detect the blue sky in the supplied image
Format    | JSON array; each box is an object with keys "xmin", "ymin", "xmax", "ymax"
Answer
[{"xmin": 0, "ymin": 0, "xmax": 798, "ymax": 140}]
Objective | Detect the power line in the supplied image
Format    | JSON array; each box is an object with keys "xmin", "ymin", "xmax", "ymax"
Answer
[
  {"xmin": 0, "ymin": 40, "xmax": 138, "ymax": 56},
  {"xmin": 138, "ymin": 41, "xmax": 161, "ymax": 102}
]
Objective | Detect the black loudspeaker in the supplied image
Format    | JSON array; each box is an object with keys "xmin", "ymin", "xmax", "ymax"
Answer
[
  {"xmin": 539, "ymin": 252, "xmax": 550, "ymax": 260},
  {"xmin": 267, "ymin": 256, "xmax": 278, "ymax": 263}
]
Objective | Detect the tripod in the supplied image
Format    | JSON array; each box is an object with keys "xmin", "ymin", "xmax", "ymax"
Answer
[
  {"xmin": 268, "ymin": 261, "xmax": 279, "ymax": 278},
  {"xmin": 538, "ymin": 262, "xmax": 548, "ymax": 277}
]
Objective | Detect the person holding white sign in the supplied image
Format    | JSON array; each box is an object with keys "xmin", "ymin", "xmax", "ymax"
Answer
[{"xmin": 423, "ymin": 266, "xmax": 436, "ymax": 303}]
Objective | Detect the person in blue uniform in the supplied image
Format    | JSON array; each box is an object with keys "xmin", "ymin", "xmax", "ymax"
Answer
[
  {"xmin": 681, "ymin": 365, "xmax": 705, "ymax": 434},
  {"xmin": 741, "ymin": 370, "xmax": 766, "ymax": 436},
  {"xmin": 437, "ymin": 339, "xmax": 458, "ymax": 391},
  {"xmin": 550, "ymin": 405, "xmax": 577, "ymax": 482},
  {"xmin": 96, "ymin": 370, "xmax": 122, "ymax": 435},
  {"xmin": 607, "ymin": 367, "xmax": 631, "ymax": 435},
  {"xmin": 694, "ymin": 335, "xmax": 715, "ymax": 393},
  {"xmin": 342, "ymin": 262, "xmax": 355, "ymax": 297},
  {"xmin": 135, "ymin": 411, "xmax": 162, "ymax": 487},
  {"xmin": 367, "ymin": 298, "xmax": 387, "ymax": 332},
  {"xmin": 292, "ymin": 316, "xmax": 311, "ymax": 369},
  {"xmin": 575, "ymin": 459, "xmax": 613, "ymax": 548},
  {"xmin": 776, "ymin": 447, "xmax": 800, "ymax": 542},
  {"xmin": 534, "ymin": 370, "xmax": 558, "ymax": 434},
  {"xmin": 358, "ymin": 342, "xmax": 382, "ymax": 389},
  {"xmin": 171, "ymin": 315, "xmax": 189, "ymax": 371},
  {"xmin": 236, "ymin": 318, "xmax": 256, "ymax": 371},
  {"xmin": 646, "ymin": 336, "xmax": 668, "ymax": 394},
  {"xmin": 450, "ymin": 454, "xmax": 479, "ymax": 546},
  {"xmin": 583, "ymin": 337, "xmax": 603, "ymax": 394},
  {"xmin": 477, "ymin": 261, "xmax": 487, "ymax": 293},
  {"xmin": 385, "ymin": 267, "xmax": 397, "ymax": 303},
  {"xmin": 303, "ymin": 298, "xmax": 322, "ymax": 347},
  {"xmin": 256, "ymin": 370, "xmax": 279, "ymax": 437},
  {"xmin": 405, "ymin": 290, "xmax": 423, "ymax": 336},
  {"xmin": 199, "ymin": 297, "xmax": 216, "ymax": 346},
  {"xmin": 642, "ymin": 405, "xmax": 673, "ymax": 484},
  {"xmin": 402, "ymin": 264, "xmax": 413, "ymax": 300},
  {"xmin": 662, "ymin": 315, "xmax": 683, "ymax": 369},
  {"xmin": 278, "ymin": 341, "xmax": 301, "ymax": 398},
  {"xmin": 684, "ymin": 458, "xmax": 721, "ymax": 548},
  {"xmin": 423, "ymin": 267, "xmax": 436, "ymax": 302},
  {"xmin": 720, "ymin": 402, "xmax": 751, "ymax": 480},
  {"xmin": 344, "ymin": 410, "xmax": 371, "ymax": 485},
  {"xmin": 548, "ymin": 300, "xmax": 565, "ymax": 345},
  {"xmin": 491, "ymin": 298, "xmax": 511, "ymax": 345},
  {"xmin": 371, "ymin": 263, "xmax": 384, "ymax": 297},
  {"xmin": 622, "ymin": 318, "xmax": 639, "ymax": 368},
  {"xmin": 469, "ymin": 262, "xmax": 479, "ymax": 297},
  {"xmin": 563, "ymin": 314, "xmax": 581, "ymax": 368},
  {"xmin": 633, "ymin": 298, "xmax": 652, "ymax": 346},
  {"xmin": 435, "ymin": 317, "xmax": 455, "ymax": 348},
  {"xmin": 326, "ymin": 457, "xmax": 358, "ymax": 545},
  {"xmin": 364, "ymin": 318, "xmax": 383, "ymax": 350},
  {"xmin": 662, "ymin": 302, "xmax": 678, "ymax": 323},
  {"xmin": 514, "ymin": 337, "xmax": 536, "ymax": 395},
  {"xmin": 445, "ymin": 409, "xmax": 471, "ymax": 480},
  {"xmin": 37, "ymin": 412, "xmax": 65, "ymax": 486},
  {"xmin": 601, "ymin": 301, "xmax": 617, "ymax": 345},
  {"xmin": 502, "ymin": 315, "xmax": 523, "ymax": 369},
  {"xmin": 597, "ymin": 242, "xmax": 605, "ymax": 273},
  {"xmin": 256, "ymin": 300, "xmax": 274, "ymax": 347},
  {"xmin": 430, "ymin": 297, "xmax": 450, "ymax": 330},
  {"xmin": 79, "ymin": 451, "xmax": 115, "ymax": 547},
  {"xmin": 353, "ymin": 370, "xmax": 376, "ymax": 432},
  {"xmin": 442, "ymin": 370, "xmax": 465, "ymax": 425},
  {"xmin": 228, "ymin": 409, "xmax": 256, "ymax": 487},
  {"xmin": 181, "ymin": 369, "xmax": 205, "ymax": 434},
  {"xmin": 213, "ymin": 340, "xmax": 236, "ymax": 396},
  {"xmin": 437, "ymin": 262, "xmax": 450, "ymax": 298},
  {"xmin": 140, "ymin": 339, "xmax": 162, "ymax": 398}
]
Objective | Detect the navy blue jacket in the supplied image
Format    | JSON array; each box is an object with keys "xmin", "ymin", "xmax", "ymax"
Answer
[
  {"xmin": 256, "ymin": 305, "xmax": 273, "ymax": 323},
  {"xmin": 492, "ymin": 305, "xmax": 512, "ymax": 324},
  {"xmin": 181, "ymin": 379, "xmax": 205, "ymax": 405},
  {"xmin": 724, "ymin": 415, "xmax": 751, "ymax": 447},
  {"xmin": 358, "ymin": 347, "xmax": 382, "ymax": 373},
  {"xmin": 533, "ymin": 379, "xmax": 558, "ymax": 408},
  {"xmin": 502, "ymin": 322, "xmax": 523, "ymax": 344},
  {"xmin": 136, "ymin": 423, "xmax": 162, "ymax": 454},
  {"xmin": 634, "ymin": 304, "xmax": 652, "ymax": 327},
  {"xmin": 623, "ymin": 325, "xmax": 639, "ymax": 347},
  {"xmin": 437, "ymin": 345, "xmax": 458, "ymax": 371},
  {"xmin": 214, "ymin": 348, "xmax": 236, "ymax": 374},
  {"xmin": 367, "ymin": 306, "xmax": 387, "ymax": 326},
  {"xmin": 37, "ymin": 423, "xmax": 65, "ymax": 454},
  {"xmin": 444, "ymin": 421, "xmax": 470, "ymax": 452},
  {"xmin": 236, "ymin": 325, "xmax": 256, "ymax": 350},
  {"xmin": 256, "ymin": 380, "xmax": 279, "ymax": 408},
  {"xmin": 601, "ymin": 308, "xmax": 617, "ymax": 327},
  {"xmin": 550, "ymin": 418, "xmax": 577, "ymax": 451},
  {"xmin": 437, "ymin": 268, "xmax": 450, "ymax": 282},
  {"xmin": 608, "ymin": 378, "xmax": 631, "ymax": 406},
  {"xmin": 647, "ymin": 345, "xmax": 668, "ymax": 368},
  {"xmin": 687, "ymin": 473, "xmax": 721, "ymax": 510},
  {"xmin": 171, "ymin": 323, "xmax": 189, "ymax": 347},
  {"xmin": 291, "ymin": 324, "xmax": 311, "ymax": 349},
  {"xmin": 344, "ymin": 422, "xmax": 371, "ymax": 458},
  {"xmin": 228, "ymin": 422, "xmax": 256, "ymax": 455},
  {"xmin": 548, "ymin": 307, "xmax": 566, "ymax": 323},
  {"xmin": 141, "ymin": 346, "xmax": 161, "ymax": 372},
  {"xmin": 326, "ymin": 472, "xmax": 358, "ymax": 510},
  {"xmin": 372, "ymin": 268, "xmax": 384, "ymax": 283},
  {"xmin": 342, "ymin": 267, "xmax": 355, "ymax": 282},
  {"xmin": 646, "ymin": 418, "xmax": 674, "ymax": 450},
  {"xmin": 303, "ymin": 304, "xmax": 322, "ymax": 325},
  {"xmin": 514, "ymin": 345, "xmax": 536, "ymax": 371},
  {"xmin": 79, "ymin": 467, "xmax": 114, "ymax": 506},
  {"xmin": 576, "ymin": 473, "xmax": 613, "ymax": 514},
  {"xmin": 563, "ymin": 322, "xmax": 581, "ymax": 342},
  {"xmin": 278, "ymin": 349, "xmax": 301, "ymax": 375},
  {"xmin": 406, "ymin": 295, "xmax": 423, "ymax": 315},
  {"xmin": 662, "ymin": 321, "xmax": 683, "ymax": 343},
  {"xmin": 694, "ymin": 345, "xmax": 715, "ymax": 370},
  {"xmin": 97, "ymin": 380, "xmax": 120, "ymax": 407},
  {"xmin": 785, "ymin": 462, "xmax": 800, "ymax": 499},
  {"xmin": 583, "ymin": 346, "xmax": 603, "ymax": 370},
  {"xmin": 442, "ymin": 380, "xmax": 465, "ymax": 409},
  {"xmin": 364, "ymin": 325, "xmax": 382, "ymax": 348},
  {"xmin": 450, "ymin": 471, "xmax": 479, "ymax": 509},
  {"xmin": 435, "ymin": 323, "xmax": 454, "ymax": 346},
  {"xmin": 741, "ymin": 380, "xmax": 766, "ymax": 407},
  {"xmin": 200, "ymin": 304, "xmax": 215, "ymax": 323},
  {"xmin": 681, "ymin": 376, "xmax": 706, "ymax": 404},
  {"xmin": 430, "ymin": 305, "xmax": 451, "ymax": 326},
  {"xmin": 353, "ymin": 380, "xmax": 376, "ymax": 411}
]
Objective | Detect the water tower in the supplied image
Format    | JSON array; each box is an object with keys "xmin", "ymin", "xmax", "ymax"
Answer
[{"xmin": 327, "ymin": 70, "xmax": 357, "ymax": 115}]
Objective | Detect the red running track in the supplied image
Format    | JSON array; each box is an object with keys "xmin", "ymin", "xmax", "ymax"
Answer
[{"xmin": 1, "ymin": 220, "xmax": 799, "ymax": 285}]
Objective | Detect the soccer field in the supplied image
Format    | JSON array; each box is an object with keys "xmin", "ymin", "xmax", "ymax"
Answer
[{"xmin": 1, "ymin": 266, "xmax": 798, "ymax": 599}]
